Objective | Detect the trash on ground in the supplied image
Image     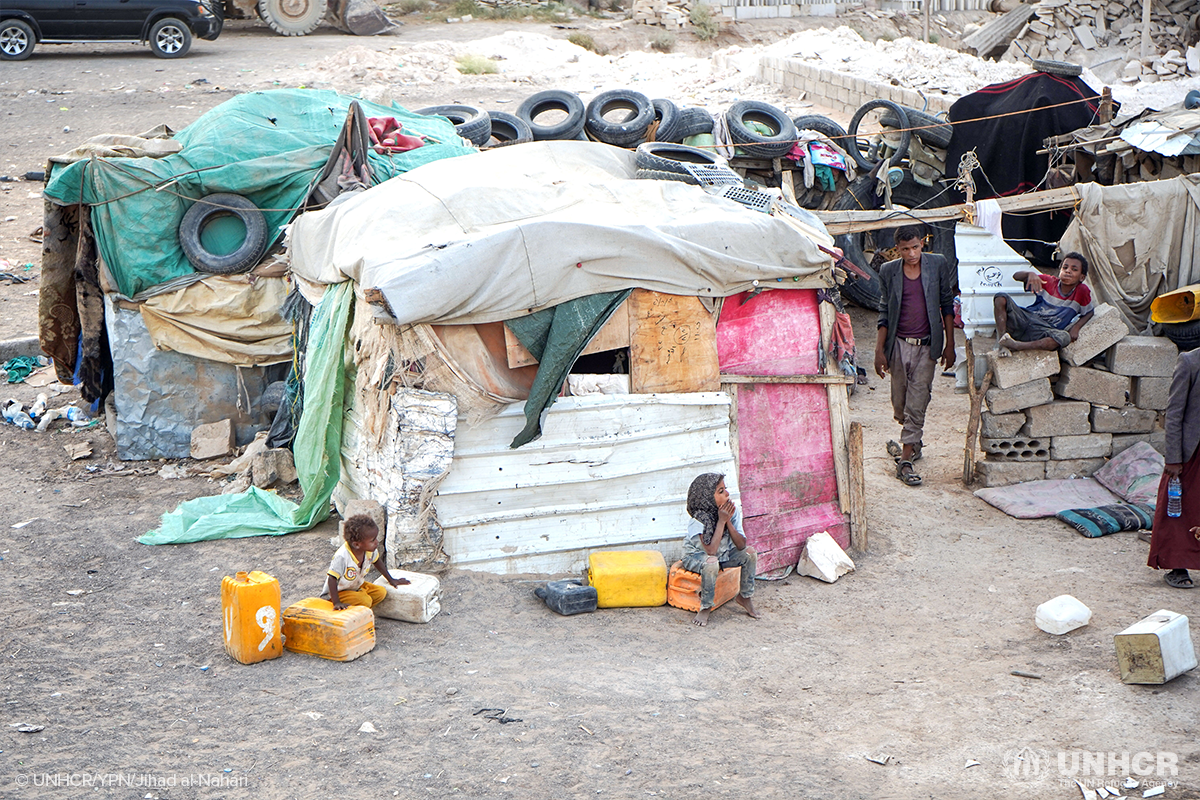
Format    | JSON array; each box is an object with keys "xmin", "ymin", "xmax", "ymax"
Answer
[
  {"xmin": 1035, "ymin": 595, "xmax": 1092, "ymax": 635},
  {"xmin": 1076, "ymin": 779, "xmax": 1098, "ymax": 800},
  {"xmin": 1124, "ymin": 778, "xmax": 1140, "ymax": 790},
  {"xmin": 1010, "ymin": 670, "xmax": 1042, "ymax": 680},
  {"xmin": 1143, "ymin": 786, "xmax": 1165, "ymax": 798},
  {"xmin": 12, "ymin": 723, "xmax": 44, "ymax": 733},
  {"xmin": 1115, "ymin": 610, "xmax": 1198, "ymax": 685},
  {"xmin": 865, "ymin": 753, "xmax": 895, "ymax": 766},
  {"xmin": 358, "ymin": 721, "xmax": 378, "ymax": 733},
  {"xmin": 964, "ymin": 759, "xmax": 981, "ymax": 768},
  {"xmin": 64, "ymin": 442, "xmax": 92, "ymax": 461},
  {"xmin": 796, "ymin": 530, "xmax": 855, "ymax": 583}
]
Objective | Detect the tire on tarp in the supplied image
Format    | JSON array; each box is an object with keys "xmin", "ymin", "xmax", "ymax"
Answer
[
  {"xmin": 634, "ymin": 142, "xmax": 719, "ymax": 175},
  {"xmin": 585, "ymin": 89, "xmax": 655, "ymax": 147},
  {"xmin": 725, "ymin": 100, "xmax": 797, "ymax": 159},
  {"xmin": 179, "ymin": 193, "xmax": 269, "ymax": 275},
  {"xmin": 516, "ymin": 89, "xmax": 586, "ymax": 140},
  {"xmin": 485, "ymin": 110, "xmax": 533, "ymax": 147},
  {"xmin": 416, "ymin": 104, "xmax": 492, "ymax": 147}
]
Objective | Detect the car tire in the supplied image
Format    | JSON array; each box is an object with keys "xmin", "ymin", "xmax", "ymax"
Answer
[
  {"xmin": 674, "ymin": 107, "xmax": 714, "ymax": 140},
  {"xmin": 585, "ymin": 89, "xmax": 655, "ymax": 148},
  {"xmin": 0, "ymin": 19, "xmax": 35, "ymax": 61},
  {"xmin": 516, "ymin": 90, "xmax": 586, "ymax": 141},
  {"xmin": 1032, "ymin": 58, "xmax": 1083, "ymax": 77},
  {"xmin": 846, "ymin": 99, "xmax": 911, "ymax": 171},
  {"xmin": 650, "ymin": 98, "xmax": 681, "ymax": 143},
  {"xmin": 634, "ymin": 142, "xmax": 720, "ymax": 176},
  {"xmin": 725, "ymin": 100, "xmax": 797, "ymax": 159},
  {"xmin": 831, "ymin": 170, "xmax": 957, "ymax": 310},
  {"xmin": 179, "ymin": 193, "xmax": 269, "ymax": 275},
  {"xmin": 1160, "ymin": 320, "xmax": 1200, "ymax": 351},
  {"xmin": 635, "ymin": 168, "xmax": 699, "ymax": 185},
  {"xmin": 792, "ymin": 114, "xmax": 849, "ymax": 147},
  {"xmin": 148, "ymin": 17, "xmax": 192, "ymax": 58},
  {"xmin": 257, "ymin": 0, "xmax": 326, "ymax": 36},
  {"xmin": 416, "ymin": 104, "xmax": 492, "ymax": 146},
  {"xmin": 485, "ymin": 111, "xmax": 533, "ymax": 147},
  {"xmin": 878, "ymin": 106, "xmax": 953, "ymax": 150}
]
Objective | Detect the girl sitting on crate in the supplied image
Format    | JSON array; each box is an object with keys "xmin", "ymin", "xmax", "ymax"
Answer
[{"xmin": 681, "ymin": 473, "xmax": 759, "ymax": 627}]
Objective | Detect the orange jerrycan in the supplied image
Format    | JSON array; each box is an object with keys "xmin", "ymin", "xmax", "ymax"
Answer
[
  {"xmin": 221, "ymin": 571, "xmax": 283, "ymax": 665},
  {"xmin": 281, "ymin": 598, "xmax": 376, "ymax": 662}
]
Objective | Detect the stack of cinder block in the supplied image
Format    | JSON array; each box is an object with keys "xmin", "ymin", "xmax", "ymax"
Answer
[
  {"xmin": 632, "ymin": 0, "xmax": 691, "ymax": 29},
  {"xmin": 977, "ymin": 303, "xmax": 1178, "ymax": 488}
]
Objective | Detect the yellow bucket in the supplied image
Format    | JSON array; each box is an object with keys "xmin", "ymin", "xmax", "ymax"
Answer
[{"xmin": 1150, "ymin": 284, "xmax": 1200, "ymax": 323}]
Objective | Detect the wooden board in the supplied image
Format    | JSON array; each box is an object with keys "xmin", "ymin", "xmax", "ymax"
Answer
[
  {"xmin": 628, "ymin": 289, "xmax": 720, "ymax": 394},
  {"xmin": 503, "ymin": 300, "xmax": 631, "ymax": 369}
]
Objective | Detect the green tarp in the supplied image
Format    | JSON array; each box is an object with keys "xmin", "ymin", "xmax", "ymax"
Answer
[
  {"xmin": 139, "ymin": 281, "xmax": 354, "ymax": 545},
  {"xmin": 45, "ymin": 89, "xmax": 475, "ymax": 298}
]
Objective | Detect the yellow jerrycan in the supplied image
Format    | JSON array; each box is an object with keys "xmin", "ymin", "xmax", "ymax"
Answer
[{"xmin": 221, "ymin": 571, "xmax": 283, "ymax": 664}]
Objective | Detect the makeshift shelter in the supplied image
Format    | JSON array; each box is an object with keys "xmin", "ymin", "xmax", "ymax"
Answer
[{"xmin": 279, "ymin": 141, "xmax": 863, "ymax": 575}]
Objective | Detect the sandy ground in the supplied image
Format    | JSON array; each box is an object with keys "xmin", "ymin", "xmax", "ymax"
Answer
[{"xmin": 2, "ymin": 11, "xmax": 1199, "ymax": 800}]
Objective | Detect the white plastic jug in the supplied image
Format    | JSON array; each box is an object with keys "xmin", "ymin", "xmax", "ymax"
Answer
[{"xmin": 1035, "ymin": 594, "xmax": 1092, "ymax": 635}]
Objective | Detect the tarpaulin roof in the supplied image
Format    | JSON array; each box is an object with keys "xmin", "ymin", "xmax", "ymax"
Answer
[
  {"xmin": 287, "ymin": 140, "xmax": 835, "ymax": 325},
  {"xmin": 44, "ymin": 89, "xmax": 475, "ymax": 298}
]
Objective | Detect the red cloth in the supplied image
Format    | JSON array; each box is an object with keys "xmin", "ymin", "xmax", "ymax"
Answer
[
  {"xmin": 895, "ymin": 273, "xmax": 931, "ymax": 339},
  {"xmin": 366, "ymin": 117, "xmax": 424, "ymax": 154},
  {"xmin": 1147, "ymin": 444, "xmax": 1200, "ymax": 571}
]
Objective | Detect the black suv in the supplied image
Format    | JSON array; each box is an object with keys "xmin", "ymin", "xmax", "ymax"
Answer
[{"xmin": 1, "ymin": 0, "xmax": 222, "ymax": 60}]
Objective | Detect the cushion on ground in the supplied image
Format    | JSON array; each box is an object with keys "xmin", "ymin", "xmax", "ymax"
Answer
[
  {"xmin": 1093, "ymin": 441, "xmax": 1164, "ymax": 507},
  {"xmin": 974, "ymin": 478, "xmax": 1123, "ymax": 519},
  {"xmin": 1055, "ymin": 504, "xmax": 1155, "ymax": 537}
]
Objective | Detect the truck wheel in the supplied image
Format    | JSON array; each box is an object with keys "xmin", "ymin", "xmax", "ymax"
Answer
[
  {"xmin": 257, "ymin": 0, "xmax": 326, "ymax": 35},
  {"xmin": 0, "ymin": 19, "xmax": 35, "ymax": 61},
  {"xmin": 149, "ymin": 18, "xmax": 192, "ymax": 58}
]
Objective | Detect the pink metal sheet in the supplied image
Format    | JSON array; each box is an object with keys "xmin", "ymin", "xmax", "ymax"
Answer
[{"xmin": 717, "ymin": 290, "xmax": 848, "ymax": 572}]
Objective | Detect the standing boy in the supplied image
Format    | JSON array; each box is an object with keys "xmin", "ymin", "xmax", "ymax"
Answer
[
  {"xmin": 1147, "ymin": 347, "xmax": 1200, "ymax": 588},
  {"xmin": 874, "ymin": 225, "xmax": 957, "ymax": 487},
  {"xmin": 993, "ymin": 252, "xmax": 1094, "ymax": 352}
]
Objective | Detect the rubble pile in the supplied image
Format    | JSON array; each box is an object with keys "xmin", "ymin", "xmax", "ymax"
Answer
[
  {"xmin": 631, "ymin": 0, "xmax": 694, "ymax": 30},
  {"xmin": 978, "ymin": 306, "xmax": 1175, "ymax": 487},
  {"xmin": 1003, "ymin": 0, "xmax": 1200, "ymax": 83}
]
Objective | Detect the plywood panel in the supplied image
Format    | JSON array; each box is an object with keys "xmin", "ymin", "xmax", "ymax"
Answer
[
  {"xmin": 503, "ymin": 300, "xmax": 630, "ymax": 368},
  {"xmin": 628, "ymin": 290, "xmax": 720, "ymax": 393}
]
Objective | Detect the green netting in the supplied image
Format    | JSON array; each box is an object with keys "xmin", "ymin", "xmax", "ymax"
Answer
[
  {"xmin": 45, "ymin": 89, "xmax": 475, "ymax": 298},
  {"xmin": 139, "ymin": 281, "xmax": 354, "ymax": 545}
]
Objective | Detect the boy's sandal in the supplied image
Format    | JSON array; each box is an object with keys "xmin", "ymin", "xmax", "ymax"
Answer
[
  {"xmin": 888, "ymin": 440, "xmax": 923, "ymax": 463},
  {"xmin": 896, "ymin": 459, "xmax": 922, "ymax": 486},
  {"xmin": 1165, "ymin": 569, "xmax": 1194, "ymax": 589}
]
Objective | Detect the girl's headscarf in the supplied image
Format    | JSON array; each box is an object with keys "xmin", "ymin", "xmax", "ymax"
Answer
[{"xmin": 687, "ymin": 472, "xmax": 725, "ymax": 546}]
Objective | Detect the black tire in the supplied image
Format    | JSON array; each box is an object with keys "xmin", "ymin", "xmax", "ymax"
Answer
[
  {"xmin": 1160, "ymin": 320, "xmax": 1200, "ymax": 351},
  {"xmin": 650, "ymin": 98, "xmax": 680, "ymax": 143},
  {"xmin": 846, "ymin": 99, "xmax": 911, "ymax": 171},
  {"xmin": 516, "ymin": 90, "xmax": 586, "ymax": 141},
  {"xmin": 725, "ymin": 100, "xmax": 797, "ymax": 159},
  {"xmin": 878, "ymin": 106, "xmax": 953, "ymax": 150},
  {"xmin": 634, "ymin": 142, "xmax": 719, "ymax": 176},
  {"xmin": 0, "ymin": 19, "xmax": 35, "ymax": 61},
  {"xmin": 257, "ymin": 0, "xmax": 325, "ymax": 35},
  {"xmin": 416, "ymin": 104, "xmax": 491, "ymax": 147},
  {"xmin": 149, "ymin": 17, "xmax": 192, "ymax": 58},
  {"xmin": 635, "ymin": 168, "xmax": 699, "ymax": 185},
  {"xmin": 674, "ymin": 107, "xmax": 714, "ymax": 140},
  {"xmin": 485, "ymin": 110, "xmax": 532, "ymax": 147},
  {"xmin": 791, "ymin": 114, "xmax": 849, "ymax": 149},
  {"xmin": 831, "ymin": 170, "xmax": 957, "ymax": 310},
  {"xmin": 585, "ymin": 89, "xmax": 655, "ymax": 147},
  {"xmin": 1033, "ymin": 58, "xmax": 1082, "ymax": 77},
  {"xmin": 179, "ymin": 193, "xmax": 269, "ymax": 275}
]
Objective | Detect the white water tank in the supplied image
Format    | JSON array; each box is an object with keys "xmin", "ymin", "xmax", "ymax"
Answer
[{"xmin": 955, "ymin": 224, "xmax": 1036, "ymax": 339}]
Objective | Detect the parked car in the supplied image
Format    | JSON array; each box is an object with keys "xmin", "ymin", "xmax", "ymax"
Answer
[{"xmin": 0, "ymin": 0, "xmax": 222, "ymax": 60}]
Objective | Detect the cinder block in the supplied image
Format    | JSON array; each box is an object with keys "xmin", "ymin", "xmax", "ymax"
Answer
[
  {"xmin": 1051, "ymin": 433, "xmax": 1113, "ymax": 460},
  {"xmin": 983, "ymin": 437, "xmax": 1050, "ymax": 461},
  {"xmin": 190, "ymin": 418, "xmax": 235, "ymax": 460},
  {"xmin": 1133, "ymin": 376, "xmax": 1172, "ymax": 410},
  {"xmin": 1054, "ymin": 364, "xmax": 1130, "ymax": 408},
  {"xmin": 976, "ymin": 460, "xmax": 1046, "ymax": 487},
  {"xmin": 1112, "ymin": 431, "xmax": 1167, "ymax": 457},
  {"xmin": 986, "ymin": 378, "xmax": 1054, "ymax": 415},
  {"xmin": 1022, "ymin": 400, "xmax": 1092, "ymax": 437},
  {"xmin": 981, "ymin": 411, "xmax": 1026, "ymax": 439},
  {"xmin": 1090, "ymin": 405, "xmax": 1158, "ymax": 434},
  {"xmin": 1045, "ymin": 457, "xmax": 1108, "ymax": 480},
  {"xmin": 1107, "ymin": 335, "xmax": 1180, "ymax": 377},
  {"xmin": 987, "ymin": 348, "xmax": 1061, "ymax": 390},
  {"xmin": 1061, "ymin": 304, "xmax": 1130, "ymax": 366}
]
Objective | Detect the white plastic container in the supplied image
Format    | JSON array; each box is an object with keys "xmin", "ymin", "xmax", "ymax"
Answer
[
  {"xmin": 1035, "ymin": 594, "xmax": 1092, "ymax": 634},
  {"xmin": 1114, "ymin": 610, "xmax": 1198, "ymax": 684},
  {"xmin": 955, "ymin": 224, "xmax": 1036, "ymax": 339},
  {"xmin": 370, "ymin": 570, "xmax": 441, "ymax": 623}
]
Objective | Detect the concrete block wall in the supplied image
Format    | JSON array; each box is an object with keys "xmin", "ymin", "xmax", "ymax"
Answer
[{"xmin": 757, "ymin": 55, "xmax": 957, "ymax": 118}]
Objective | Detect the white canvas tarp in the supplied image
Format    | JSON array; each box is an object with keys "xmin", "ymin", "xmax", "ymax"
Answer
[{"xmin": 288, "ymin": 140, "xmax": 833, "ymax": 325}]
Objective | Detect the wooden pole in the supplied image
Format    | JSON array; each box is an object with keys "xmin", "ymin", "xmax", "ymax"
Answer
[
  {"xmin": 923, "ymin": 0, "xmax": 930, "ymax": 44},
  {"xmin": 962, "ymin": 339, "xmax": 995, "ymax": 487},
  {"xmin": 1100, "ymin": 86, "xmax": 1113, "ymax": 124},
  {"xmin": 848, "ymin": 421, "xmax": 867, "ymax": 553},
  {"xmin": 819, "ymin": 299, "xmax": 851, "ymax": 515}
]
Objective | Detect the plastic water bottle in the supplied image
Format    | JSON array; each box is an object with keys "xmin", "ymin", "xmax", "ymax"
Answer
[
  {"xmin": 1167, "ymin": 476, "xmax": 1183, "ymax": 518},
  {"xmin": 8, "ymin": 410, "xmax": 35, "ymax": 430}
]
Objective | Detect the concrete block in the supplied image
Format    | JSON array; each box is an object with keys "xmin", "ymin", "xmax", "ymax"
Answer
[
  {"xmin": 1054, "ymin": 364, "xmax": 1130, "ymax": 408},
  {"xmin": 190, "ymin": 418, "xmax": 235, "ymax": 460},
  {"xmin": 985, "ymin": 378, "xmax": 1054, "ymax": 415},
  {"xmin": 1107, "ymin": 335, "xmax": 1179, "ymax": 377},
  {"xmin": 987, "ymin": 348, "xmax": 1060, "ymax": 390},
  {"xmin": 981, "ymin": 411, "xmax": 1025, "ymax": 439},
  {"xmin": 983, "ymin": 437, "xmax": 1050, "ymax": 461},
  {"xmin": 1090, "ymin": 405, "xmax": 1157, "ymax": 434},
  {"xmin": 0, "ymin": 336, "xmax": 41, "ymax": 363},
  {"xmin": 1022, "ymin": 400, "xmax": 1092, "ymax": 437},
  {"xmin": 1045, "ymin": 457, "xmax": 1108, "ymax": 480},
  {"xmin": 976, "ymin": 460, "xmax": 1046, "ymax": 487},
  {"xmin": 1133, "ymin": 376, "xmax": 1172, "ymax": 410},
  {"xmin": 1061, "ymin": 303, "xmax": 1130, "ymax": 366},
  {"xmin": 341, "ymin": 498, "xmax": 386, "ymax": 540},
  {"xmin": 1112, "ymin": 430, "xmax": 1167, "ymax": 457},
  {"xmin": 1051, "ymin": 432, "xmax": 1113, "ymax": 460}
]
